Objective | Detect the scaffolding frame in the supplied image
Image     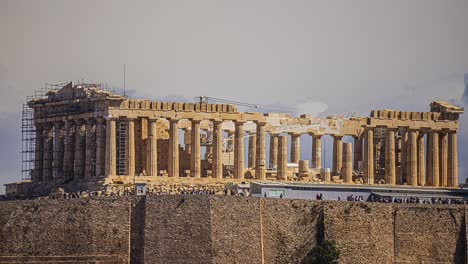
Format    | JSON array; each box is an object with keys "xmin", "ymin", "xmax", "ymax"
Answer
[
  {"xmin": 21, "ymin": 83, "xmax": 64, "ymax": 181},
  {"xmin": 116, "ymin": 118, "xmax": 127, "ymax": 176},
  {"xmin": 21, "ymin": 82, "xmax": 119, "ymax": 181},
  {"xmin": 374, "ymin": 127, "xmax": 387, "ymax": 180}
]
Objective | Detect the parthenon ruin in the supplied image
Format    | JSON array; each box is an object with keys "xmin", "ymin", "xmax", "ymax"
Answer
[{"xmin": 23, "ymin": 82, "xmax": 464, "ymax": 193}]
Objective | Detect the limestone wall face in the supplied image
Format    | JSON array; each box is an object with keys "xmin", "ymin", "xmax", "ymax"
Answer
[
  {"xmin": 209, "ymin": 197, "xmax": 263, "ymax": 264},
  {"xmin": 0, "ymin": 197, "xmax": 466, "ymax": 264},
  {"xmin": 143, "ymin": 196, "xmax": 213, "ymax": 264},
  {"xmin": 324, "ymin": 202, "xmax": 395, "ymax": 263},
  {"xmin": 0, "ymin": 198, "xmax": 131, "ymax": 263},
  {"xmin": 394, "ymin": 206, "xmax": 466, "ymax": 263},
  {"xmin": 261, "ymin": 199, "xmax": 321, "ymax": 264}
]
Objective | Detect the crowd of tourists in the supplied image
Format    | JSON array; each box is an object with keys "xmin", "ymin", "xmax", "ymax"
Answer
[{"xmin": 370, "ymin": 196, "xmax": 466, "ymax": 204}]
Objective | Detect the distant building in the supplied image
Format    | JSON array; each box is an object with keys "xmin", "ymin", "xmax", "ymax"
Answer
[
  {"xmin": 251, "ymin": 181, "xmax": 468, "ymax": 202},
  {"xmin": 4, "ymin": 181, "xmax": 32, "ymax": 197}
]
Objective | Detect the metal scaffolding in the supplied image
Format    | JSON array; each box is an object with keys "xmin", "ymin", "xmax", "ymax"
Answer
[
  {"xmin": 21, "ymin": 83, "xmax": 64, "ymax": 180},
  {"xmin": 116, "ymin": 118, "xmax": 127, "ymax": 176},
  {"xmin": 21, "ymin": 82, "xmax": 118, "ymax": 181}
]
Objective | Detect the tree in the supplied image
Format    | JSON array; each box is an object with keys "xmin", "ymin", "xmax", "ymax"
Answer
[{"xmin": 303, "ymin": 240, "xmax": 340, "ymax": 264}]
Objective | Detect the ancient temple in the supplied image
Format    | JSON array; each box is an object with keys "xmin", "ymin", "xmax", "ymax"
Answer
[{"xmin": 23, "ymin": 82, "xmax": 464, "ymax": 193}]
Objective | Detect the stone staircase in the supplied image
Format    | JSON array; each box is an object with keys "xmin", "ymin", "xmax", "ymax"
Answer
[{"xmin": 0, "ymin": 255, "xmax": 124, "ymax": 263}]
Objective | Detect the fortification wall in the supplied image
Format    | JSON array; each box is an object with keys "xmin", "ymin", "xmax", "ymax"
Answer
[
  {"xmin": 0, "ymin": 198, "xmax": 131, "ymax": 263},
  {"xmin": 143, "ymin": 196, "xmax": 213, "ymax": 263},
  {"xmin": 0, "ymin": 197, "xmax": 466, "ymax": 264},
  {"xmin": 323, "ymin": 202, "xmax": 395, "ymax": 263},
  {"xmin": 393, "ymin": 206, "xmax": 466, "ymax": 263}
]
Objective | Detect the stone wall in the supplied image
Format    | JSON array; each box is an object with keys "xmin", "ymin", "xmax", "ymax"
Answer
[
  {"xmin": 0, "ymin": 197, "xmax": 466, "ymax": 264},
  {"xmin": 261, "ymin": 199, "xmax": 320, "ymax": 264},
  {"xmin": 0, "ymin": 198, "xmax": 131, "ymax": 263},
  {"xmin": 394, "ymin": 205, "xmax": 466, "ymax": 263},
  {"xmin": 143, "ymin": 196, "xmax": 213, "ymax": 264},
  {"xmin": 324, "ymin": 202, "xmax": 395, "ymax": 263}
]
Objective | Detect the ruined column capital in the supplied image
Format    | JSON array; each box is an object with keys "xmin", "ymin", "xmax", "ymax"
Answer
[
  {"xmin": 211, "ymin": 118, "xmax": 223, "ymax": 124},
  {"xmin": 308, "ymin": 132, "xmax": 323, "ymax": 138},
  {"xmin": 168, "ymin": 118, "xmax": 180, "ymax": 124},
  {"xmin": 234, "ymin": 120, "xmax": 246, "ymax": 125},
  {"xmin": 53, "ymin": 121, "xmax": 64, "ymax": 128},
  {"xmin": 190, "ymin": 118, "xmax": 202, "ymax": 124},
  {"xmin": 288, "ymin": 132, "xmax": 302, "ymax": 137},
  {"xmin": 331, "ymin": 134, "xmax": 344, "ymax": 139}
]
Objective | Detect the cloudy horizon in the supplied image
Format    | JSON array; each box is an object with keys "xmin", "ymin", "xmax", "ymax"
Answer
[{"xmin": 2, "ymin": 0, "xmax": 468, "ymax": 192}]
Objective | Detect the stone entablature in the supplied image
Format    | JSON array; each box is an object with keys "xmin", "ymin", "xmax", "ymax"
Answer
[{"xmin": 121, "ymin": 99, "xmax": 238, "ymax": 113}]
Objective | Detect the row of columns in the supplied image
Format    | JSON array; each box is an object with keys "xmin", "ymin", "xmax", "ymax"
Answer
[
  {"xmin": 266, "ymin": 128, "xmax": 458, "ymax": 187},
  {"xmin": 34, "ymin": 118, "xmax": 106, "ymax": 184},
  {"xmin": 104, "ymin": 118, "xmax": 268, "ymax": 180},
  {"xmin": 35, "ymin": 117, "xmax": 458, "ymax": 188},
  {"xmin": 383, "ymin": 128, "xmax": 458, "ymax": 187}
]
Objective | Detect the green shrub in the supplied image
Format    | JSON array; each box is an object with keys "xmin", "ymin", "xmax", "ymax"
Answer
[{"xmin": 303, "ymin": 240, "xmax": 340, "ymax": 264}]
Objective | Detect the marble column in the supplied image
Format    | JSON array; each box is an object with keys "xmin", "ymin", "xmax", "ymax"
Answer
[
  {"xmin": 417, "ymin": 132, "xmax": 425, "ymax": 186},
  {"xmin": 426, "ymin": 132, "xmax": 433, "ymax": 186},
  {"xmin": 400, "ymin": 129, "xmax": 408, "ymax": 184},
  {"xmin": 212, "ymin": 120, "xmax": 223, "ymax": 179},
  {"xmin": 428, "ymin": 131, "xmax": 440, "ymax": 187},
  {"xmin": 147, "ymin": 118, "xmax": 158, "ymax": 176},
  {"xmin": 42, "ymin": 123, "xmax": 54, "ymax": 183},
  {"xmin": 183, "ymin": 128, "xmax": 192, "ymax": 154},
  {"xmin": 448, "ymin": 131, "xmax": 458, "ymax": 187},
  {"xmin": 63, "ymin": 120, "xmax": 76, "ymax": 182},
  {"xmin": 190, "ymin": 119, "xmax": 201, "ymax": 178},
  {"xmin": 311, "ymin": 134, "xmax": 322, "ymax": 169},
  {"xmin": 277, "ymin": 135, "xmax": 288, "ymax": 180},
  {"xmin": 269, "ymin": 133, "xmax": 279, "ymax": 169},
  {"xmin": 385, "ymin": 129, "xmax": 396, "ymax": 185},
  {"xmin": 255, "ymin": 122, "xmax": 266, "ymax": 180},
  {"xmin": 343, "ymin": 142, "xmax": 353, "ymax": 183},
  {"xmin": 63, "ymin": 120, "xmax": 75, "ymax": 181},
  {"xmin": 52, "ymin": 122, "xmax": 65, "ymax": 182},
  {"xmin": 408, "ymin": 130, "xmax": 418, "ymax": 186},
  {"xmin": 95, "ymin": 118, "xmax": 106, "ymax": 177},
  {"xmin": 248, "ymin": 132, "xmax": 257, "ymax": 169},
  {"xmin": 74, "ymin": 119, "xmax": 86, "ymax": 179},
  {"xmin": 363, "ymin": 129, "xmax": 374, "ymax": 184},
  {"xmin": 227, "ymin": 130, "xmax": 235, "ymax": 152},
  {"xmin": 332, "ymin": 135, "xmax": 343, "ymax": 173},
  {"xmin": 126, "ymin": 118, "xmax": 135, "ymax": 176},
  {"xmin": 353, "ymin": 135, "xmax": 362, "ymax": 170},
  {"xmin": 34, "ymin": 123, "xmax": 44, "ymax": 183},
  {"xmin": 439, "ymin": 132, "xmax": 448, "ymax": 187},
  {"xmin": 84, "ymin": 119, "xmax": 95, "ymax": 178},
  {"xmin": 290, "ymin": 133, "xmax": 301, "ymax": 163},
  {"xmin": 168, "ymin": 119, "xmax": 179, "ymax": 177},
  {"xmin": 234, "ymin": 121, "xmax": 245, "ymax": 179},
  {"xmin": 105, "ymin": 117, "xmax": 116, "ymax": 177}
]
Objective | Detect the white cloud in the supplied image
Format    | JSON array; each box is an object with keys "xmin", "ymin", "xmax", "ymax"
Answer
[{"xmin": 295, "ymin": 99, "xmax": 328, "ymax": 116}]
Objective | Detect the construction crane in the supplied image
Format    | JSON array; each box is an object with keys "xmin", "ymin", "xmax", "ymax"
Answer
[{"xmin": 196, "ymin": 96, "xmax": 259, "ymax": 109}]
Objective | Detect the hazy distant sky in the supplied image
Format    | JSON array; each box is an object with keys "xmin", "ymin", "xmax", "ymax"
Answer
[{"xmin": 1, "ymin": 0, "xmax": 468, "ymax": 191}]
